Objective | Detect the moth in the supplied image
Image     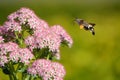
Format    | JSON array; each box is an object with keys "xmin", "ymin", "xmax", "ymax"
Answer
[{"xmin": 74, "ymin": 18, "xmax": 96, "ymax": 35}]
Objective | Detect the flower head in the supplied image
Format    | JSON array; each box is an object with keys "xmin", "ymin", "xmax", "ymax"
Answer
[
  {"xmin": 9, "ymin": 48, "xmax": 34, "ymax": 65},
  {"xmin": 25, "ymin": 36, "xmax": 36, "ymax": 51},
  {"xmin": 51, "ymin": 25, "xmax": 73, "ymax": 47},
  {"xmin": 7, "ymin": 7, "xmax": 49, "ymax": 32},
  {"xmin": 3, "ymin": 20, "xmax": 21, "ymax": 32},
  {"xmin": 34, "ymin": 29, "xmax": 61, "ymax": 52},
  {"xmin": 27, "ymin": 59, "xmax": 66, "ymax": 80},
  {"xmin": 0, "ymin": 7, "xmax": 73, "ymax": 80},
  {"xmin": 0, "ymin": 42, "xmax": 19, "ymax": 55},
  {"xmin": 18, "ymin": 48, "xmax": 34, "ymax": 65}
]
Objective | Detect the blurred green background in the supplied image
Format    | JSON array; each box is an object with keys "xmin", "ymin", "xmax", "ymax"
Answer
[{"xmin": 0, "ymin": 0, "xmax": 120, "ymax": 80}]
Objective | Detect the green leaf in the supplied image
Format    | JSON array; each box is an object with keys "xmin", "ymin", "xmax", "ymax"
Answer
[
  {"xmin": 25, "ymin": 75, "xmax": 30, "ymax": 80},
  {"xmin": 23, "ymin": 30, "xmax": 30, "ymax": 39},
  {"xmin": 17, "ymin": 66, "xmax": 27, "ymax": 73}
]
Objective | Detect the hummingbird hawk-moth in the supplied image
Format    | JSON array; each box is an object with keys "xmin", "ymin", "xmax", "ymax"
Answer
[{"xmin": 74, "ymin": 18, "xmax": 96, "ymax": 35}]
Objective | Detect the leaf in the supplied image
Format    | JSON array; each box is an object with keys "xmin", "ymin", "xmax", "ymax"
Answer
[
  {"xmin": 17, "ymin": 66, "xmax": 27, "ymax": 73},
  {"xmin": 25, "ymin": 75, "xmax": 30, "ymax": 80}
]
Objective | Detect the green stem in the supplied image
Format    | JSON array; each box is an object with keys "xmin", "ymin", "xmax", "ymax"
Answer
[
  {"xmin": 8, "ymin": 62, "xmax": 18, "ymax": 80},
  {"xmin": 15, "ymin": 62, "xmax": 21, "ymax": 72},
  {"xmin": 29, "ymin": 75, "xmax": 32, "ymax": 80},
  {"xmin": 22, "ymin": 72, "xmax": 24, "ymax": 80},
  {"xmin": 9, "ymin": 74, "xmax": 13, "ymax": 80},
  {"xmin": 15, "ymin": 32, "xmax": 19, "ymax": 39},
  {"xmin": 47, "ymin": 54, "xmax": 50, "ymax": 60}
]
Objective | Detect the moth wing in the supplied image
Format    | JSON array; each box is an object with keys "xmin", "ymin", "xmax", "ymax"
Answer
[
  {"xmin": 79, "ymin": 19, "xmax": 84, "ymax": 24},
  {"xmin": 89, "ymin": 23, "xmax": 96, "ymax": 26},
  {"xmin": 75, "ymin": 19, "xmax": 84, "ymax": 25}
]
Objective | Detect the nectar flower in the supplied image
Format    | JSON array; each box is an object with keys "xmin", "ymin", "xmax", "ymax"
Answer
[
  {"xmin": 18, "ymin": 48, "xmax": 34, "ymax": 65},
  {"xmin": 0, "ymin": 42, "xmax": 19, "ymax": 55},
  {"xmin": 51, "ymin": 25, "xmax": 73, "ymax": 47},
  {"xmin": 0, "ymin": 7, "xmax": 73, "ymax": 80},
  {"xmin": 10, "ymin": 48, "xmax": 34, "ymax": 65},
  {"xmin": 0, "ymin": 36, "xmax": 4, "ymax": 43},
  {"xmin": 27, "ymin": 59, "xmax": 66, "ymax": 80},
  {"xmin": 0, "ymin": 55, "xmax": 8, "ymax": 67},
  {"xmin": 34, "ymin": 29, "xmax": 61, "ymax": 53},
  {"xmin": 3, "ymin": 20, "xmax": 21, "ymax": 32},
  {"xmin": 7, "ymin": 7, "xmax": 49, "ymax": 31},
  {"xmin": 9, "ymin": 50, "xmax": 19, "ymax": 63}
]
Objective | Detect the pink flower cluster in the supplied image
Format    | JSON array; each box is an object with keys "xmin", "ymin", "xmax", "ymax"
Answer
[
  {"xmin": 27, "ymin": 59, "xmax": 66, "ymax": 80},
  {"xmin": 6, "ymin": 7, "xmax": 49, "ymax": 32},
  {"xmin": 10, "ymin": 48, "xmax": 34, "ymax": 65},
  {"xmin": 51, "ymin": 25, "xmax": 73, "ymax": 47},
  {"xmin": 25, "ymin": 24, "xmax": 73, "ymax": 59},
  {"xmin": 0, "ymin": 7, "xmax": 73, "ymax": 65},
  {"xmin": 12, "ymin": 8, "xmax": 73, "ymax": 59},
  {"xmin": 0, "ymin": 42, "xmax": 34, "ymax": 66},
  {"xmin": 25, "ymin": 28, "xmax": 61, "ymax": 54},
  {"xmin": 0, "ymin": 7, "xmax": 73, "ymax": 79}
]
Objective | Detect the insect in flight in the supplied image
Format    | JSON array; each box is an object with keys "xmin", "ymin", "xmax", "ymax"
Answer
[{"xmin": 74, "ymin": 18, "xmax": 96, "ymax": 35}]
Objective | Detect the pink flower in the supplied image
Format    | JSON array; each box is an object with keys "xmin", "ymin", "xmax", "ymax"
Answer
[
  {"xmin": 0, "ymin": 42, "xmax": 19, "ymax": 55},
  {"xmin": 27, "ymin": 67, "xmax": 37, "ymax": 76},
  {"xmin": 0, "ymin": 55, "xmax": 8, "ymax": 67},
  {"xmin": 9, "ymin": 50, "xmax": 20, "ymax": 63},
  {"xmin": 51, "ymin": 25, "xmax": 73, "ymax": 47},
  {"xmin": 18, "ymin": 48, "xmax": 34, "ymax": 65},
  {"xmin": 3, "ymin": 20, "xmax": 21, "ymax": 32},
  {"xmin": 25, "ymin": 36, "xmax": 35, "ymax": 46},
  {"xmin": 25, "ymin": 28, "xmax": 61, "ymax": 54},
  {"xmin": 8, "ymin": 12, "xmax": 18, "ymax": 21},
  {"xmin": 8, "ymin": 7, "xmax": 36, "ymax": 25},
  {"xmin": 0, "ymin": 26, "xmax": 8, "ymax": 35},
  {"xmin": 7, "ymin": 7, "xmax": 49, "ymax": 31},
  {"xmin": 34, "ymin": 29, "xmax": 61, "ymax": 53},
  {"xmin": 27, "ymin": 17, "xmax": 49, "ymax": 30},
  {"xmin": 10, "ymin": 48, "xmax": 34, "ymax": 65},
  {"xmin": 51, "ymin": 62, "xmax": 66, "ymax": 78},
  {"xmin": 27, "ymin": 59, "xmax": 66, "ymax": 80},
  {"xmin": 0, "ymin": 36, "xmax": 4, "ymax": 43},
  {"xmin": 25, "ymin": 36, "xmax": 37, "ymax": 51},
  {"xmin": 0, "ymin": 42, "xmax": 19, "ymax": 64}
]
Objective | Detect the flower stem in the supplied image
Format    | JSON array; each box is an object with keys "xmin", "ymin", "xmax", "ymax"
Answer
[
  {"xmin": 9, "ymin": 74, "xmax": 13, "ymax": 80},
  {"xmin": 8, "ymin": 62, "xmax": 18, "ymax": 80}
]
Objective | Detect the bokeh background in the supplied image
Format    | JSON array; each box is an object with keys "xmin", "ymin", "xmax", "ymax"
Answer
[{"xmin": 0, "ymin": 0, "xmax": 120, "ymax": 80}]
